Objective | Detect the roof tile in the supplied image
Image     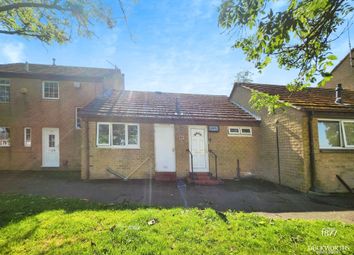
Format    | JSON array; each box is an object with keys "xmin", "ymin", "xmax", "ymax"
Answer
[
  {"xmin": 80, "ymin": 90, "xmax": 258, "ymax": 123},
  {"xmin": 238, "ymin": 83, "xmax": 354, "ymax": 113},
  {"xmin": 0, "ymin": 63, "xmax": 118, "ymax": 78}
]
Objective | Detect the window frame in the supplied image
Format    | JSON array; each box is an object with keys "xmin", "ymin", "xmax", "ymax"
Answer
[
  {"xmin": 24, "ymin": 127, "xmax": 32, "ymax": 147},
  {"xmin": 0, "ymin": 79, "xmax": 10, "ymax": 103},
  {"xmin": 96, "ymin": 122, "xmax": 140, "ymax": 149},
  {"xmin": 317, "ymin": 119, "xmax": 354, "ymax": 150},
  {"xmin": 42, "ymin": 81, "xmax": 59, "ymax": 99},
  {"xmin": 228, "ymin": 126, "xmax": 252, "ymax": 137},
  {"xmin": 96, "ymin": 123, "xmax": 111, "ymax": 146},
  {"xmin": 75, "ymin": 107, "xmax": 82, "ymax": 129},
  {"xmin": 0, "ymin": 127, "xmax": 11, "ymax": 147},
  {"xmin": 112, "ymin": 123, "xmax": 126, "ymax": 146},
  {"xmin": 342, "ymin": 120, "xmax": 354, "ymax": 148}
]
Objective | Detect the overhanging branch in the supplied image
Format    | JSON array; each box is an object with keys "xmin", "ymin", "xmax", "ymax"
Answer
[{"xmin": 0, "ymin": 2, "xmax": 71, "ymax": 12}]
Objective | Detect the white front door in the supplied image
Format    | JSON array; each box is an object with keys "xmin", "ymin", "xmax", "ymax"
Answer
[
  {"xmin": 189, "ymin": 126, "xmax": 209, "ymax": 172},
  {"xmin": 42, "ymin": 128, "xmax": 60, "ymax": 167},
  {"xmin": 154, "ymin": 124, "xmax": 176, "ymax": 172}
]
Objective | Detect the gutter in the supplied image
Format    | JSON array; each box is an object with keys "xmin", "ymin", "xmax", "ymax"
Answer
[{"xmin": 307, "ymin": 111, "xmax": 316, "ymax": 191}]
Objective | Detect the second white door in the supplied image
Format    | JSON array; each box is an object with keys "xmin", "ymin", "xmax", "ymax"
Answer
[
  {"xmin": 42, "ymin": 128, "xmax": 60, "ymax": 167},
  {"xmin": 189, "ymin": 126, "xmax": 209, "ymax": 172},
  {"xmin": 154, "ymin": 124, "xmax": 176, "ymax": 172}
]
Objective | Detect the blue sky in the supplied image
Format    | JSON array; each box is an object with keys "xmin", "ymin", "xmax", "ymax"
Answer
[{"xmin": 0, "ymin": 0, "xmax": 353, "ymax": 95}]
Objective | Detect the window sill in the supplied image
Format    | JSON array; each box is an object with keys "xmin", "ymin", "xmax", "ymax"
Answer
[
  {"xmin": 319, "ymin": 148, "xmax": 354, "ymax": 153},
  {"xmin": 227, "ymin": 135, "xmax": 253, "ymax": 137},
  {"xmin": 96, "ymin": 145, "xmax": 140, "ymax": 150}
]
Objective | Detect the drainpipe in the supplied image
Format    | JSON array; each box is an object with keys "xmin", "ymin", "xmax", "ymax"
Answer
[
  {"xmin": 86, "ymin": 120, "xmax": 90, "ymax": 180},
  {"xmin": 275, "ymin": 120, "xmax": 281, "ymax": 185},
  {"xmin": 307, "ymin": 111, "xmax": 316, "ymax": 191}
]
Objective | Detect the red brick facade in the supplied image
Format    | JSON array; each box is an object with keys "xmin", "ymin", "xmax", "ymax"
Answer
[{"xmin": 0, "ymin": 64, "xmax": 124, "ymax": 171}]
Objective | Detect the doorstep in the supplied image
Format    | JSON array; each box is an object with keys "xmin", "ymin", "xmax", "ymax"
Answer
[
  {"xmin": 154, "ymin": 172, "xmax": 177, "ymax": 182},
  {"xmin": 187, "ymin": 172, "xmax": 223, "ymax": 185}
]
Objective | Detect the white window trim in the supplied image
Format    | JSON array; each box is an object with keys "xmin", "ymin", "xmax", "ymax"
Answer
[
  {"xmin": 0, "ymin": 127, "xmax": 10, "ymax": 147},
  {"xmin": 228, "ymin": 126, "xmax": 252, "ymax": 137},
  {"xmin": 24, "ymin": 127, "xmax": 31, "ymax": 147},
  {"xmin": 126, "ymin": 124, "xmax": 140, "ymax": 148},
  {"xmin": 75, "ymin": 107, "xmax": 82, "ymax": 129},
  {"xmin": 96, "ymin": 122, "xmax": 110, "ymax": 146},
  {"xmin": 42, "ymin": 81, "xmax": 59, "ymax": 99},
  {"xmin": 96, "ymin": 122, "xmax": 140, "ymax": 149},
  {"xmin": 342, "ymin": 120, "xmax": 354, "ymax": 148},
  {"xmin": 317, "ymin": 118, "xmax": 354, "ymax": 149},
  {"xmin": 0, "ymin": 79, "xmax": 10, "ymax": 103}
]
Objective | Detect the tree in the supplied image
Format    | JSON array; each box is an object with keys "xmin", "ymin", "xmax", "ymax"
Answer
[
  {"xmin": 219, "ymin": 0, "xmax": 353, "ymax": 112},
  {"xmin": 0, "ymin": 0, "xmax": 117, "ymax": 44},
  {"xmin": 235, "ymin": 70, "xmax": 254, "ymax": 82}
]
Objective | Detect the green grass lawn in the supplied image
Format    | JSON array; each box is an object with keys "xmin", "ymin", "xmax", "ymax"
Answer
[{"xmin": 0, "ymin": 194, "xmax": 353, "ymax": 255}]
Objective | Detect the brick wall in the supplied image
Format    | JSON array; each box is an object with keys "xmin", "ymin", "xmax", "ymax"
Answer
[
  {"xmin": 230, "ymin": 86, "xmax": 312, "ymax": 192},
  {"xmin": 82, "ymin": 121, "xmax": 259, "ymax": 179},
  {"xmin": 312, "ymin": 118, "xmax": 354, "ymax": 193},
  {"xmin": 326, "ymin": 51, "xmax": 354, "ymax": 90},
  {"xmin": 175, "ymin": 125, "xmax": 189, "ymax": 178},
  {"xmin": 82, "ymin": 122, "xmax": 154, "ymax": 179},
  {"xmin": 208, "ymin": 126, "xmax": 259, "ymax": 178},
  {"xmin": 0, "ymin": 78, "xmax": 105, "ymax": 171}
]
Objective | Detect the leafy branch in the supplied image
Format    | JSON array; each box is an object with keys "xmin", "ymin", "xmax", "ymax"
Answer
[
  {"xmin": 219, "ymin": 0, "xmax": 354, "ymax": 89},
  {"xmin": 0, "ymin": 0, "xmax": 117, "ymax": 44}
]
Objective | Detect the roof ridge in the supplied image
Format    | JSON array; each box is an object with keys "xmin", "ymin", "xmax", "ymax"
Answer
[
  {"xmin": 0, "ymin": 62, "xmax": 117, "ymax": 71},
  {"xmin": 239, "ymin": 82, "xmax": 353, "ymax": 92},
  {"xmin": 121, "ymin": 90, "xmax": 228, "ymax": 97}
]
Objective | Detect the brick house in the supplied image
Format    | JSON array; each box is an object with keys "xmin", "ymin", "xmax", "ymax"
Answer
[
  {"xmin": 230, "ymin": 83, "xmax": 354, "ymax": 193},
  {"xmin": 0, "ymin": 62, "xmax": 124, "ymax": 171},
  {"xmin": 79, "ymin": 90, "xmax": 261, "ymax": 183},
  {"xmin": 326, "ymin": 48, "xmax": 353, "ymax": 90},
  {"xmin": 1, "ymin": 62, "xmax": 353, "ymax": 193}
]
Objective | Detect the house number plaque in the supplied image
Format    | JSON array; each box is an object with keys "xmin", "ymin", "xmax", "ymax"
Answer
[{"xmin": 208, "ymin": 125, "xmax": 219, "ymax": 132}]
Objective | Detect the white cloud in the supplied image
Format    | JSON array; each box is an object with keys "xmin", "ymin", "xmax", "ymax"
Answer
[{"xmin": 0, "ymin": 42, "xmax": 26, "ymax": 63}]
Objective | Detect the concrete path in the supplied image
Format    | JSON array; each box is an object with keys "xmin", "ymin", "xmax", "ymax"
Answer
[{"xmin": 0, "ymin": 171, "xmax": 353, "ymax": 223}]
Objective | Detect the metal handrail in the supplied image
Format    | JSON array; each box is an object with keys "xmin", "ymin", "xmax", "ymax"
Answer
[
  {"xmin": 208, "ymin": 149, "xmax": 218, "ymax": 179},
  {"xmin": 186, "ymin": 149, "xmax": 194, "ymax": 179}
]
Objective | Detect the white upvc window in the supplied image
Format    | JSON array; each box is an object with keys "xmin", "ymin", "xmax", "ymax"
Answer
[
  {"xmin": 97, "ymin": 123, "xmax": 110, "ymax": 146},
  {"xmin": 24, "ymin": 127, "xmax": 32, "ymax": 147},
  {"xmin": 97, "ymin": 122, "xmax": 140, "ymax": 149},
  {"xmin": 0, "ymin": 79, "xmax": 10, "ymax": 103},
  {"xmin": 42, "ymin": 81, "xmax": 59, "ymax": 99},
  {"xmin": 75, "ymin": 107, "xmax": 82, "ymax": 129},
  {"xmin": 0, "ymin": 127, "xmax": 10, "ymax": 147},
  {"xmin": 318, "ymin": 119, "xmax": 354, "ymax": 149},
  {"xmin": 228, "ymin": 126, "xmax": 252, "ymax": 137}
]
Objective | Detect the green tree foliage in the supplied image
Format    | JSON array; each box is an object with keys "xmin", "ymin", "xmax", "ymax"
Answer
[
  {"xmin": 249, "ymin": 91, "xmax": 291, "ymax": 114},
  {"xmin": 219, "ymin": 0, "xmax": 353, "ymax": 112},
  {"xmin": 0, "ymin": 0, "xmax": 116, "ymax": 44},
  {"xmin": 219, "ymin": 0, "xmax": 353, "ymax": 87}
]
